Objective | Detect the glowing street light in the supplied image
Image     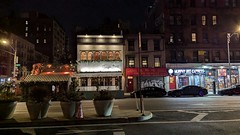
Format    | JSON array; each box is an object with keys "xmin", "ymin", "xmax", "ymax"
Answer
[
  {"xmin": 227, "ymin": 26, "xmax": 240, "ymax": 87},
  {"xmin": 0, "ymin": 39, "xmax": 17, "ymax": 78}
]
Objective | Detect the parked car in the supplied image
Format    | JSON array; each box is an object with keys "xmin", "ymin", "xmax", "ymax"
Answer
[
  {"xmin": 168, "ymin": 85, "xmax": 208, "ymax": 97},
  {"xmin": 218, "ymin": 85, "xmax": 240, "ymax": 96},
  {"xmin": 130, "ymin": 87, "xmax": 166, "ymax": 98}
]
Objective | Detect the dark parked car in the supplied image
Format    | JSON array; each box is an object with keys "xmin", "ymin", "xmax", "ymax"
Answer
[
  {"xmin": 168, "ymin": 85, "xmax": 208, "ymax": 97},
  {"xmin": 130, "ymin": 87, "xmax": 167, "ymax": 98},
  {"xmin": 218, "ymin": 85, "xmax": 240, "ymax": 96}
]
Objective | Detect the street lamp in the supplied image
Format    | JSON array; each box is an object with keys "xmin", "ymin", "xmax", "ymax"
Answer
[
  {"xmin": 0, "ymin": 39, "xmax": 17, "ymax": 78},
  {"xmin": 227, "ymin": 30, "xmax": 240, "ymax": 87}
]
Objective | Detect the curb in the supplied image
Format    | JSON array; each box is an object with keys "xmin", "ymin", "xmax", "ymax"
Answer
[{"xmin": 0, "ymin": 111, "xmax": 153, "ymax": 128}]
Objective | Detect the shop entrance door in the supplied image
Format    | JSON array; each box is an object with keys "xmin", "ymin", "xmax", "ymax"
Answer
[{"xmin": 127, "ymin": 79, "xmax": 134, "ymax": 92}]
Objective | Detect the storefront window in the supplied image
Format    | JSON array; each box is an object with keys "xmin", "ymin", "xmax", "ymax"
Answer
[
  {"xmin": 105, "ymin": 77, "xmax": 113, "ymax": 86},
  {"xmin": 81, "ymin": 77, "xmax": 88, "ymax": 86}
]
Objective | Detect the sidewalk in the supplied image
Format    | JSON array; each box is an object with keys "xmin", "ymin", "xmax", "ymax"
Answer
[{"xmin": 0, "ymin": 101, "xmax": 152, "ymax": 128}]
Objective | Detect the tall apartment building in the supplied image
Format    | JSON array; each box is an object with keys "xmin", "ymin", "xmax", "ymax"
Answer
[
  {"xmin": 145, "ymin": 0, "xmax": 240, "ymax": 93},
  {"xmin": 8, "ymin": 11, "xmax": 65, "ymax": 64}
]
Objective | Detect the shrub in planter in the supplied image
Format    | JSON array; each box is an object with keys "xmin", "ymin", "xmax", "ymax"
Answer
[
  {"xmin": 0, "ymin": 82, "xmax": 19, "ymax": 119},
  {"xmin": 58, "ymin": 90, "xmax": 85, "ymax": 119},
  {"xmin": 93, "ymin": 90, "xmax": 114, "ymax": 117},
  {"xmin": 25, "ymin": 86, "xmax": 52, "ymax": 120}
]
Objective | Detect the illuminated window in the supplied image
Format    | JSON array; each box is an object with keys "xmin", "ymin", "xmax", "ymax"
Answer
[
  {"xmin": 36, "ymin": 39, "xmax": 39, "ymax": 44},
  {"xmin": 80, "ymin": 52, "xmax": 87, "ymax": 60},
  {"xmin": 154, "ymin": 57, "xmax": 161, "ymax": 67},
  {"xmin": 202, "ymin": 15, "xmax": 206, "ymax": 26},
  {"xmin": 212, "ymin": 16, "xmax": 217, "ymax": 25},
  {"xmin": 25, "ymin": 27, "xmax": 28, "ymax": 31},
  {"xmin": 25, "ymin": 33, "xmax": 28, "ymax": 37},
  {"xmin": 87, "ymin": 52, "xmax": 92, "ymax": 60},
  {"xmin": 44, "ymin": 39, "xmax": 47, "ymax": 43},
  {"xmin": 94, "ymin": 51, "xmax": 100, "ymax": 60},
  {"xmin": 25, "ymin": 21, "xmax": 28, "ymax": 25},
  {"xmin": 169, "ymin": 34, "xmax": 174, "ymax": 43},
  {"xmin": 142, "ymin": 57, "xmax": 148, "ymax": 68},
  {"xmin": 36, "ymin": 27, "xmax": 39, "ymax": 31},
  {"xmin": 128, "ymin": 57, "xmax": 135, "ymax": 67},
  {"xmin": 115, "ymin": 51, "xmax": 121, "ymax": 60},
  {"xmin": 191, "ymin": 33, "xmax": 197, "ymax": 42},
  {"xmin": 101, "ymin": 51, "xmax": 107, "ymax": 60},
  {"xmin": 108, "ymin": 51, "xmax": 114, "ymax": 60},
  {"xmin": 44, "ymin": 27, "xmax": 47, "ymax": 31}
]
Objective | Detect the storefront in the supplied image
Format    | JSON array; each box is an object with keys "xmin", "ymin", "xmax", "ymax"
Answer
[
  {"xmin": 167, "ymin": 67, "xmax": 239, "ymax": 93},
  {"xmin": 76, "ymin": 61, "xmax": 124, "ymax": 98},
  {"xmin": 125, "ymin": 67, "xmax": 168, "ymax": 92}
]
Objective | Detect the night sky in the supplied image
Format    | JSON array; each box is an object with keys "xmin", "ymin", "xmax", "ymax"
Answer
[{"xmin": 9, "ymin": 0, "xmax": 151, "ymax": 34}]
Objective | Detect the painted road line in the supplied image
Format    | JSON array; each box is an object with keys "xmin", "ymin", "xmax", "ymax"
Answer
[{"xmin": 191, "ymin": 113, "xmax": 208, "ymax": 122}]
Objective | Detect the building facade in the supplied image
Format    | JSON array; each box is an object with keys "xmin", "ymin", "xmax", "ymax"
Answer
[
  {"xmin": 145, "ymin": 0, "xmax": 240, "ymax": 93},
  {"xmin": 76, "ymin": 35, "xmax": 124, "ymax": 98},
  {"xmin": 0, "ymin": 30, "xmax": 49, "ymax": 82},
  {"xmin": 8, "ymin": 11, "xmax": 65, "ymax": 64},
  {"xmin": 124, "ymin": 34, "xmax": 168, "ymax": 92}
]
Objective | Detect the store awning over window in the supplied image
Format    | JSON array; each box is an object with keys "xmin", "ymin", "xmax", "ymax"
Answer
[
  {"xmin": 126, "ymin": 68, "xmax": 168, "ymax": 77},
  {"xmin": 23, "ymin": 74, "xmax": 71, "ymax": 82}
]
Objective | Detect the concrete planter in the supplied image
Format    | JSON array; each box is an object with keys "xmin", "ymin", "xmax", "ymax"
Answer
[
  {"xmin": 0, "ymin": 101, "xmax": 17, "ymax": 119},
  {"xmin": 26, "ymin": 101, "xmax": 50, "ymax": 120},
  {"xmin": 60, "ymin": 101, "xmax": 81, "ymax": 119},
  {"xmin": 93, "ymin": 99, "xmax": 114, "ymax": 117}
]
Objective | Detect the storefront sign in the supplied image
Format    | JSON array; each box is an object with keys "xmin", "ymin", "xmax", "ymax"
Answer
[
  {"xmin": 172, "ymin": 69, "xmax": 205, "ymax": 75},
  {"xmin": 126, "ymin": 68, "xmax": 168, "ymax": 76}
]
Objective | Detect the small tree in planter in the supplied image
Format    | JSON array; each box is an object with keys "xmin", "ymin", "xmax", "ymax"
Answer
[
  {"xmin": 57, "ymin": 79, "xmax": 85, "ymax": 119},
  {"xmin": 0, "ymin": 82, "xmax": 19, "ymax": 119},
  {"xmin": 57, "ymin": 90, "xmax": 84, "ymax": 119},
  {"xmin": 25, "ymin": 86, "xmax": 52, "ymax": 120},
  {"xmin": 93, "ymin": 90, "xmax": 114, "ymax": 117}
]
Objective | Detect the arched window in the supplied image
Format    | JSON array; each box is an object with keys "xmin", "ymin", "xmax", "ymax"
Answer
[
  {"xmin": 115, "ymin": 51, "xmax": 121, "ymax": 60},
  {"xmin": 88, "ymin": 52, "xmax": 93, "ymax": 60},
  {"xmin": 101, "ymin": 51, "xmax": 107, "ymax": 60},
  {"xmin": 80, "ymin": 52, "xmax": 87, "ymax": 60},
  {"xmin": 94, "ymin": 51, "xmax": 100, "ymax": 60},
  {"xmin": 108, "ymin": 51, "xmax": 114, "ymax": 60}
]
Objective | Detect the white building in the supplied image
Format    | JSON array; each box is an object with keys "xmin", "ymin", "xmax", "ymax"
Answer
[{"xmin": 76, "ymin": 35, "xmax": 124, "ymax": 98}]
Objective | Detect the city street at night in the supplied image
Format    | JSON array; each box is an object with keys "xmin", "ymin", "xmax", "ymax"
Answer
[{"xmin": 1, "ymin": 96, "xmax": 240, "ymax": 134}]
